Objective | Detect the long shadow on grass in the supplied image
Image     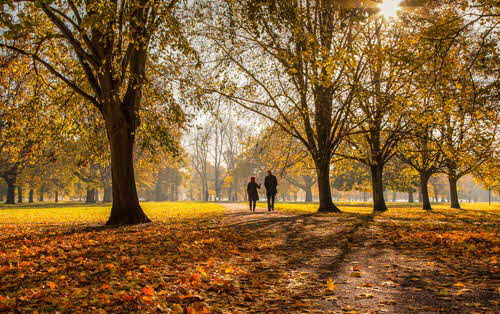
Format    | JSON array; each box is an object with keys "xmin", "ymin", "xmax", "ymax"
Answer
[{"xmin": 221, "ymin": 210, "xmax": 377, "ymax": 310}]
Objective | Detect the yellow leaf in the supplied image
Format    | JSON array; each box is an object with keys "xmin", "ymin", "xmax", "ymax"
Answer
[
  {"xmin": 454, "ymin": 282, "xmax": 465, "ymax": 287},
  {"xmin": 327, "ymin": 278, "xmax": 335, "ymax": 291}
]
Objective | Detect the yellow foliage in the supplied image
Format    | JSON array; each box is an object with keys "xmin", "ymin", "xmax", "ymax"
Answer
[{"xmin": 0, "ymin": 202, "xmax": 225, "ymax": 225}]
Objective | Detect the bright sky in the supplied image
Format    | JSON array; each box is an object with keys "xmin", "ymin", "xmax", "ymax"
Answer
[{"xmin": 379, "ymin": 0, "xmax": 402, "ymax": 18}]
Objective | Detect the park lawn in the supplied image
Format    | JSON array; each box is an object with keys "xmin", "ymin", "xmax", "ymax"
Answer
[
  {"xmin": 0, "ymin": 202, "xmax": 240, "ymax": 313},
  {"xmin": 0, "ymin": 201, "xmax": 498, "ymax": 312},
  {"xmin": 0, "ymin": 201, "xmax": 225, "ymax": 224},
  {"xmin": 262, "ymin": 202, "xmax": 500, "ymax": 257}
]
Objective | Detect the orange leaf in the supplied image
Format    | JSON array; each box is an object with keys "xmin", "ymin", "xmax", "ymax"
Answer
[
  {"xmin": 47, "ymin": 281, "xmax": 56, "ymax": 289},
  {"xmin": 353, "ymin": 266, "xmax": 362, "ymax": 271},
  {"xmin": 141, "ymin": 296, "xmax": 153, "ymax": 303},
  {"xmin": 105, "ymin": 263, "xmax": 115, "ymax": 270},
  {"xmin": 142, "ymin": 286, "xmax": 155, "ymax": 296},
  {"xmin": 121, "ymin": 294, "xmax": 136, "ymax": 302}
]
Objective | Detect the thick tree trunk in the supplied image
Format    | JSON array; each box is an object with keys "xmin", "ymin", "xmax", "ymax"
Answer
[
  {"xmin": 448, "ymin": 175, "xmax": 461, "ymax": 209},
  {"xmin": 29, "ymin": 189, "xmax": 34, "ymax": 203},
  {"xmin": 316, "ymin": 159, "xmax": 340, "ymax": 212},
  {"xmin": 408, "ymin": 190, "xmax": 414, "ymax": 203},
  {"xmin": 370, "ymin": 166, "xmax": 387, "ymax": 212},
  {"xmin": 103, "ymin": 185, "xmax": 112, "ymax": 202},
  {"xmin": 420, "ymin": 173, "xmax": 432, "ymax": 210},
  {"xmin": 17, "ymin": 186, "xmax": 23, "ymax": 203},
  {"xmin": 105, "ymin": 121, "xmax": 150, "ymax": 225},
  {"xmin": 54, "ymin": 191, "xmax": 58, "ymax": 203},
  {"xmin": 5, "ymin": 180, "xmax": 15, "ymax": 204}
]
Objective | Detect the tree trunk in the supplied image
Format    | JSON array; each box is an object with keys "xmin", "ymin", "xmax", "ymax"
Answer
[
  {"xmin": 0, "ymin": 187, "xmax": 3, "ymax": 202},
  {"xmin": 17, "ymin": 186, "xmax": 23, "ymax": 203},
  {"xmin": 39, "ymin": 187, "xmax": 44, "ymax": 202},
  {"xmin": 54, "ymin": 191, "xmax": 58, "ymax": 203},
  {"xmin": 204, "ymin": 185, "xmax": 209, "ymax": 202},
  {"xmin": 85, "ymin": 188, "xmax": 96, "ymax": 204},
  {"xmin": 5, "ymin": 180, "xmax": 15, "ymax": 205},
  {"xmin": 304, "ymin": 186, "xmax": 313, "ymax": 202},
  {"xmin": 103, "ymin": 185, "xmax": 112, "ymax": 202},
  {"xmin": 316, "ymin": 159, "xmax": 340, "ymax": 212},
  {"xmin": 29, "ymin": 189, "xmax": 34, "ymax": 203},
  {"xmin": 105, "ymin": 120, "xmax": 150, "ymax": 225},
  {"xmin": 408, "ymin": 190, "xmax": 414, "ymax": 203},
  {"xmin": 420, "ymin": 172, "xmax": 432, "ymax": 210},
  {"xmin": 448, "ymin": 175, "xmax": 461, "ymax": 209},
  {"xmin": 370, "ymin": 166, "xmax": 387, "ymax": 212}
]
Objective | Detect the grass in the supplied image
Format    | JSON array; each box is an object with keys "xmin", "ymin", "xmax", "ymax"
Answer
[
  {"xmin": 0, "ymin": 201, "xmax": 498, "ymax": 312},
  {"xmin": 0, "ymin": 201, "xmax": 225, "ymax": 224}
]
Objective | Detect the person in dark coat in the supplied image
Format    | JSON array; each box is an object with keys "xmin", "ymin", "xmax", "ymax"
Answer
[
  {"xmin": 264, "ymin": 170, "xmax": 278, "ymax": 211},
  {"xmin": 247, "ymin": 176, "xmax": 260, "ymax": 212}
]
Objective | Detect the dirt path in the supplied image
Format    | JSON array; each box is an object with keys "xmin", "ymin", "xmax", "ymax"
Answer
[{"xmin": 218, "ymin": 203, "xmax": 498, "ymax": 313}]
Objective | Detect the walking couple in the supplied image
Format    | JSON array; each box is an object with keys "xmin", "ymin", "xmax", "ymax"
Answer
[{"xmin": 247, "ymin": 170, "xmax": 278, "ymax": 212}]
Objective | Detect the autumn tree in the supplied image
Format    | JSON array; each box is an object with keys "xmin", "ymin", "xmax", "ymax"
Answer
[
  {"xmin": 338, "ymin": 17, "xmax": 420, "ymax": 212},
  {"xmin": 0, "ymin": 55, "xmax": 65, "ymax": 204},
  {"xmin": 433, "ymin": 44, "xmax": 498, "ymax": 209},
  {"xmin": 195, "ymin": 0, "xmax": 382, "ymax": 211},
  {"xmin": 0, "ymin": 0, "xmax": 189, "ymax": 224}
]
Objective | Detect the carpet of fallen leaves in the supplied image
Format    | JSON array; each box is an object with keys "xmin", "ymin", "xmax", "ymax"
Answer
[{"xmin": 0, "ymin": 201, "xmax": 499, "ymax": 313}]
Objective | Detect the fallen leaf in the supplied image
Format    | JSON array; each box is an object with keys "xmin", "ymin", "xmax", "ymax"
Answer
[
  {"xmin": 142, "ymin": 286, "xmax": 155, "ymax": 296},
  {"xmin": 327, "ymin": 278, "xmax": 335, "ymax": 291}
]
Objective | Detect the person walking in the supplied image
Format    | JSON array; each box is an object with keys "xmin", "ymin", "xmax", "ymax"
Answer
[
  {"xmin": 264, "ymin": 170, "xmax": 278, "ymax": 212},
  {"xmin": 247, "ymin": 177, "xmax": 260, "ymax": 212}
]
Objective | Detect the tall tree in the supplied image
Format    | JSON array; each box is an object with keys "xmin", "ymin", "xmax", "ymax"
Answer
[
  {"xmin": 196, "ymin": 0, "xmax": 378, "ymax": 211},
  {"xmin": 0, "ymin": 0, "xmax": 189, "ymax": 224},
  {"xmin": 339, "ymin": 18, "xmax": 418, "ymax": 212}
]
